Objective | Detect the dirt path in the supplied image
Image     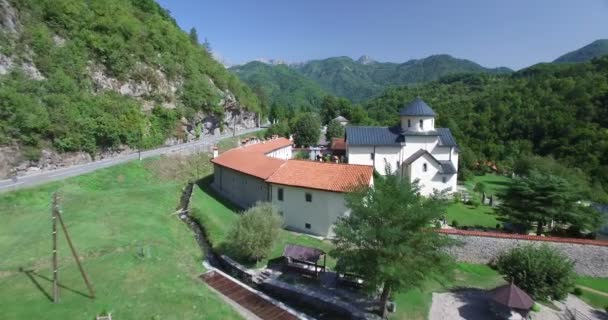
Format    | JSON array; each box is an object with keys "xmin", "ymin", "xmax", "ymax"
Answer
[{"xmin": 578, "ymin": 285, "xmax": 608, "ymax": 297}]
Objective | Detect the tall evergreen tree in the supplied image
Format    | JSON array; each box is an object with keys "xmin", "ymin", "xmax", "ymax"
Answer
[
  {"xmin": 498, "ymin": 170, "xmax": 601, "ymax": 235},
  {"xmin": 331, "ymin": 174, "xmax": 454, "ymax": 317},
  {"xmin": 325, "ymin": 119, "xmax": 345, "ymax": 141},
  {"xmin": 291, "ymin": 112, "xmax": 320, "ymax": 147},
  {"xmin": 188, "ymin": 27, "xmax": 198, "ymax": 45}
]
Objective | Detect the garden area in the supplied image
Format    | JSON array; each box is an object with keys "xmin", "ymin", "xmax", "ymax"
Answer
[{"xmin": 445, "ymin": 174, "xmax": 511, "ymax": 229}]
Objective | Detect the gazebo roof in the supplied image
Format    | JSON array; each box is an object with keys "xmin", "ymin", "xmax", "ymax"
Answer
[
  {"xmin": 491, "ymin": 282, "xmax": 534, "ymax": 310},
  {"xmin": 282, "ymin": 244, "xmax": 325, "ymax": 263}
]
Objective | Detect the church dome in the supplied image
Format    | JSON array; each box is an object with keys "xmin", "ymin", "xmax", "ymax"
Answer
[{"xmin": 399, "ymin": 98, "xmax": 436, "ymax": 117}]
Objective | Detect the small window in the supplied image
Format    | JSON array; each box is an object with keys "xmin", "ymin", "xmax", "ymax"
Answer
[
  {"xmin": 278, "ymin": 188, "xmax": 284, "ymax": 201},
  {"xmin": 305, "ymin": 223, "xmax": 311, "ymax": 229},
  {"xmin": 279, "ymin": 211, "xmax": 284, "ymax": 216},
  {"xmin": 370, "ymin": 153, "xmax": 375, "ymax": 160},
  {"xmin": 423, "ymin": 163, "xmax": 427, "ymax": 172},
  {"xmin": 408, "ymin": 119, "xmax": 411, "ymax": 127},
  {"xmin": 305, "ymin": 193, "xmax": 312, "ymax": 202},
  {"xmin": 419, "ymin": 119, "xmax": 423, "ymax": 129},
  {"xmin": 396, "ymin": 161, "xmax": 400, "ymax": 168},
  {"xmin": 442, "ymin": 176, "xmax": 447, "ymax": 183}
]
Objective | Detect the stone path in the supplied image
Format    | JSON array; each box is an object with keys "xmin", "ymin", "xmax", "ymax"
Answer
[{"xmin": 429, "ymin": 290, "xmax": 607, "ymax": 320}]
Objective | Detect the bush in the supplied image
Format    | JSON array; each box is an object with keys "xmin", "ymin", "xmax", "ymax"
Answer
[
  {"xmin": 496, "ymin": 245, "xmax": 575, "ymax": 301},
  {"xmin": 572, "ymin": 287, "xmax": 583, "ymax": 296},
  {"xmin": 451, "ymin": 220, "xmax": 459, "ymax": 228},
  {"xmin": 225, "ymin": 202, "xmax": 283, "ymax": 262},
  {"xmin": 531, "ymin": 303, "xmax": 540, "ymax": 312},
  {"xmin": 495, "ymin": 223, "xmax": 502, "ymax": 230}
]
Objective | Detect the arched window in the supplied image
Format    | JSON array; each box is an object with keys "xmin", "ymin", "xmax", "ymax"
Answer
[
  {"xmin": 408, "ymin": 119, "xmax": 411, "ymax": 127},
  {"xmin": 419, "ymin": 119, "xmax": 424, "ymax": 129},
  {"xmin": 442, "ymin": 176, "xmax": 447, "ymax": 183},
  {"xmin": 423, "ymin": 163, "xmax": 427, "ymax": 172}
]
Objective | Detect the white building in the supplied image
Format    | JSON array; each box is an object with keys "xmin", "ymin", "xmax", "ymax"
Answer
[
  {"xmin": 345, "ymin": 98, "xmax": 459, "ymax": 195},
  {"xmin": 211, "ymin": 137, "xmax": 374, "ymax": 237}
]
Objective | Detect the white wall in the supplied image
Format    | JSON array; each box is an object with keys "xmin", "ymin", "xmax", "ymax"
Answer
[
  {"xmin": 400, "ymin": 116, "xmax": 435, "ymax": 132},
  {"xmin": 347, "ymin": 146, "xmax": 402, "ymax": 174},
  {"xmin": 212, "ymin": 165, "xmax": 268, "ymax": 208},
  {"xmin": 270, "ymin": 184, "xmax": 349, "ymax": 237},
  {"xmin": 266, "ymin": 145, "xmax": 292, "ymax": 160},
  {"xmin": 432, "ymin": 146, "xmax": 451, "ymax": 161},
  {"xmin": 407, "ymin": 153, "xmax": 456, "ymax": 196}
]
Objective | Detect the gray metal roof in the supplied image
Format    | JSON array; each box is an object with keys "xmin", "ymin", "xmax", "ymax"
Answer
[
  {"xmin": 437, "ymin": 128, "xmax": 459, "ymax": 148},
  {"xmin": 345, "ymin": 126, "xmax": 404, "ymax": 146},
  {"xmin": 438, "ymin": 161, "xmax": 457, "ymax": 174},
  {"xmin": 346, "ymin": 126, "xmax": 458, "ymax": 149},
  {"xmin": 333, "ymin": 116, "xmax": 348, "ymax": 122},
  {"xmin": 403, "ymin": 149, "xmax": 430, "ymax": 165},
  {"xmin": 399, "ymin": 98, "xmax": 436, "ymax": 117}
]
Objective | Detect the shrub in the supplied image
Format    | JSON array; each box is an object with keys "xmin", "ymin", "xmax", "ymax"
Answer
[
  {"xmin": 225, "ymin": 202, "xmax": 283, "ymax": 262},
  {"xmin": 495, "ymin": 223, "xmax": 502, "ymax": 230},
  {"xmin": 531, "ymin": 303, "xmax": 540, "ymax": 312},
  {"xmin": 451, "ymin": 220, "xmax": 459, "ymax": 228},
  {"xmin": 572, "ymin": 287, "xmax": 583, "ymax": 296},
  {"xmin": 496, "ymin": 245, "xmax": 575, "ymax": 301}
]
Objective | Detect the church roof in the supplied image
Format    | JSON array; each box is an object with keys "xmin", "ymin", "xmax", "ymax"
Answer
[
  {"xmin": 346, "ymin": 126, "xmax": 458, "ymax": 149},
  {"xmin": 333, "ymin": 116, "xmax": 349, "ymax": 122},
  {"xmin": 399, "ymin": 98, "xmax": 436, "ymax": 117},
  {"xmin": 345, "ymin": 126, "xmax": 404, "ymax": 146}
]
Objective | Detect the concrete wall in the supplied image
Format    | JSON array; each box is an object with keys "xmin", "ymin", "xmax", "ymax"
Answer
[
  {"xmin": 440, "ymin": 230, "xmax": 608, "ymax": 277},
  {"xmin": 212, "ymin": 165, "xmax": 268, "ymax": 208},
  {"xmin": 270, "ymin": 184, "xmax": 348, "ymax": 237},
  {"xmin": 400, "ymin": 116, "xmax": 435, "ymax": 132},
  {"xmin": 266, "ymin": 145, "xmax": 292, "ymax": 160}
]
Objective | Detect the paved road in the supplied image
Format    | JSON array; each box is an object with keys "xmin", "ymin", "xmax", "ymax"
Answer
[{"xmin": 0, "ymin": 128, "xmax": 263, "ymax": 193}]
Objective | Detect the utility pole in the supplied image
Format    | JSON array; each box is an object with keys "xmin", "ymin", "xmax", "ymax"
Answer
[
  {"xmin": 51, "ymin": 193, "xmax": 96, "ymax": 301},
  {"xmin": 52, "ymin": 193, "xmax": 59, "ymax": 303}
]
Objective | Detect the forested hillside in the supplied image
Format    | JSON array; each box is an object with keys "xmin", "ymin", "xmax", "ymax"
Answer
[
  {"xmin": 364, "ymin": 57, "xmax": 608, "ymax": 197},
  {"xmin": 230, "ymin": 61, "xmax": 327, "ymax": 110},
  {"xmin": 0, "ymin": 0, "xmax": 260, "ymax": 175},
  {"xmin": 554, "ymin": 39, "xmax": 608, "ymax": 63},
  {"xmin": 231, "ymin": 54, "xmax": 511, "ymax": 106}
]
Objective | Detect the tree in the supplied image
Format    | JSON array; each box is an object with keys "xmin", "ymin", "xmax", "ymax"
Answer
[
  {"xmin": 188, "ymin": 27, "xmax": 198, "ymax": 45},
  {"xmin": 498, "ymin": 170, "xmax": 600, "ymax": 235},
  {"xmin": 320, "ymin": 95, "xmax": 352, "ymax": 124},
  {"xmin": 268, "ymin": 102, "xmax": 287, "ymax": 124},
  {"xmin": 325, "ymin": 119, "xmax": 345, "ymax": 141},
  {"xmin": 331, "ymin": 173, "xmax": 454, "ymax": 317},
  {"xmin": 265, "ymin": 121, "xmax": 290, "ymax": 138},
  {"xmin": 225, "ymin": 202, "xmax": 283, "ymax": 262},
  {"xmin": 291, "ymin": 112, "xmax": 320, "ymax": 147},
  {"xmin": 496, "ymin": 245, "xmax": 575, "ymax": 301}
]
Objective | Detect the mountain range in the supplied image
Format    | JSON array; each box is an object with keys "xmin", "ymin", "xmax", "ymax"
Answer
[
  {"xmin": 231, "ymin": 39, "xmax": 608, "ymax": 107},
  {"xmin": 231, "ymin": 54, "xmax": 512, "ymax": 104}
]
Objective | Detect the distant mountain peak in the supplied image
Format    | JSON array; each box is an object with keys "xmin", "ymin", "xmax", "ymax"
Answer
[
  {"xmin": 357, "ymin": 55, "xmax": 376, "ymax": 65},
  {"xmin": 554, "ymin": 39, "xmax": 608, "ymax": 63},
  {"xmin": 254, "ymin": 58, "xmax": 288, "ymax": 65}
]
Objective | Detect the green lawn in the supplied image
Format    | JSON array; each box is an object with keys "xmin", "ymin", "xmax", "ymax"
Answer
[
  {"xmin": 446, "ymin": 202, "xmax": 501, "ymax": 228},
  {"xmin": 391, "ymin": 263, "xmax": 505, "ymax": 320},
  {"xmin": 0, "ymin": 157, "xmax": 241, "ymax": 320},
  {"xmin": 576, "ymin": 277, "xmax": 608, "ymax": 309},
  {"xmin": 464, "ymin": 174, "xmax": 512, "ymax": 196},
  {"xmin": 189, "ymin": 180, "xmax": 335, "ymax": 269}
]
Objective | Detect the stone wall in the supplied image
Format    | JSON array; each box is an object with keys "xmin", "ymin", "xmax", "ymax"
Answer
[{"xmin": 438, "ymin": 229, "xmax": 608, "ymax": 277}]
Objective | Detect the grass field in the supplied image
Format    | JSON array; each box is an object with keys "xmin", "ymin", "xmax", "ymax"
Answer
[
  {"xmin": 445, "ymin": 174, "xmax": 512, "ymax": 228},
  {"xmin": 576, "ymin": 277, "xmax": 608, "ymax": 309},
  {"xmin": 0, "ymin": 157, "xmax": 241, "ymax": 320}
]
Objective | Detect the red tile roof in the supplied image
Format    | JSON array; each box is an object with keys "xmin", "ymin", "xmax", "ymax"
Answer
[
  {"xmin": 267, "ymin": 160, "xmax": 373, "ymax": 193},
  {"xmin": 212, "ymin": 137, "xmax": 373, "ymax": 192},
  {"xmin": 330, "ymin": 138, "xmax": 346, "ymax": 151},
  {"xmin": 211, "ymin": 138, "xmax": 292, "ymax": 179}
]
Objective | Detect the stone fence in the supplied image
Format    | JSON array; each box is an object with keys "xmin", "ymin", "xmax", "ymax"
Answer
[{"xmin": 438, "ymin": 229, "xmax": 608, "ymax": 277}]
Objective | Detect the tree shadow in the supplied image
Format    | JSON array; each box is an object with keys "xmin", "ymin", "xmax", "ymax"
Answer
[
  {"xmin": 19, "ymin": 267, "xmax": 93, "ymax": 300},
  {"xmin": 450, "ymin": 288, "xmax": 496, "ymax": 320}
]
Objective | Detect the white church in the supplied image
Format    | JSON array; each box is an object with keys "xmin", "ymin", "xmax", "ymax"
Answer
[{"xmin": 345, "ymin": 98, "xmax": 459, "ymax": 195}]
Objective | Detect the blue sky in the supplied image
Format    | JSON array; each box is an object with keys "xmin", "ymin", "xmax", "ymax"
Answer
[{"xmin": 156, "ymin": 0, "xmax": 608, "ymax": 70}]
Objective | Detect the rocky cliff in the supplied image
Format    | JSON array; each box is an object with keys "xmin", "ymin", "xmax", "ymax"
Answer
[{"xmin": 0, "ymin": 0, "xmax": 259, "ymax": 178}]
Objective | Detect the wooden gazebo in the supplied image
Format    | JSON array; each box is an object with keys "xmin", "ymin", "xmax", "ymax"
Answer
[
  {"xmin": 282, "ymin": 244, "xmax": 326, "ymax": 277},
  {"xmin": 490, "ymin": 282, "xmax": 534, "ymax": 320}
]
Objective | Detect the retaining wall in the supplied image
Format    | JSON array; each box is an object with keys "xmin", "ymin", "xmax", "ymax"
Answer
[{"xmin": 438, "ymin": 229, "xmax": 608, "ymax": 277}]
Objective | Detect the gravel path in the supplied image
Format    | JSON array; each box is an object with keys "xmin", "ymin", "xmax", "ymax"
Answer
[{"xmin": 429, "ymin": 290, "xmax": 607, "ymax": 320}]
